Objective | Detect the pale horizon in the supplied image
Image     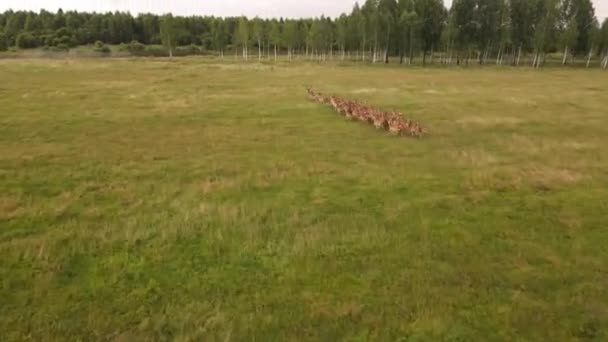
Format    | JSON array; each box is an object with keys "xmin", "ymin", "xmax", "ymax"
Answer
[{"xmin": 1, "ymin": 0, "xmax": 607, "ymax": 21}]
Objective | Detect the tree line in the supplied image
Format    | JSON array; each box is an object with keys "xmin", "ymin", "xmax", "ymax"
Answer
[{"xmin": 1, "ymin": 0, "xmax": 608, "ymax": 67}]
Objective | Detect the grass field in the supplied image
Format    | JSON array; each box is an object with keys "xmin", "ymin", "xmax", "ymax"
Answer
[{"xmin": 1, "ymin": 57, "xmax": 607, "ymax": 341}]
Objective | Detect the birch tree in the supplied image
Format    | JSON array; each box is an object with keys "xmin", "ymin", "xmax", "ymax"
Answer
[
  {"xmin": 559, "ymin": 16, "xmax": 578, "ymax": 65},
  {"xmin": 160, "ymin": 15, "xmax": 177, "ymax": 58},
  {"xmin": 510, "ymin": 0, "xmax": 535, "ymax": 65},
  {"xmin": 599, "ymin": 19, "xmax": 608, "ymax": 68},
  {"xmin": 496, "ymin": 0, "xmax": 512, "ymax": 65},
  {"xmin": 451, "ymin": 0, "xmax": 478, "ymax": 64},
  {"xmin": 269, "ymin": 20, "xmax": 281, "ymax": 61},
  {"xmin": 236, "ymin": 17, "xmax": 249, "ymax": 60},
  {"xmin": 336, "ymin": 15, "xmax": 348, "ymax": 60},
  {"xmin": 282, "ymin": 20, "xmax": 297, "ymax": 60},
  {"xmin": 252, "ymin": 17, "xmax": 264, "ymax": 61},
  {"xmin": 415, "ymin": 0, "xmax": 446, "ymax": 65},
  {"xmin": 532, "ymin": 0, "xmax": 559, "ymax": 68}
]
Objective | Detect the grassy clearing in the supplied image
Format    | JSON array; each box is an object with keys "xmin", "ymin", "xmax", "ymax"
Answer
[{"xmin": 1, "ymin": 57, "xmax": 607, "ymax": 341}]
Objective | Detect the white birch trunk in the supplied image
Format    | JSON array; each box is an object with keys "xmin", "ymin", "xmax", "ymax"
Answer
[
  {"xmin": 496, "ymin": 47, "xmax": 502, "ymax": 65},
  {"xmin": 517, "ymin": 46, "xmax": 522, "ymax": 66},
  {"xmin": 562, "ymin": 46, "xmax": 568, "ymax": 66},
  {"xmin": 372, "ymin": 41, "xmax": 377, "ymax": 63}
]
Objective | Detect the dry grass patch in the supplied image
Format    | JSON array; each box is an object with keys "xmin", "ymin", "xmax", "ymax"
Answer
[
  {"xmin": 456, "ymin": 115, "xmax": 524, "ymax": 127},
  {"xmin": 518, "ymin": 167, "xmax": 588, "ymax": 188},
  {"xmin": 453, "ymin": 149, "xmax": 499, "ymax": 167}
]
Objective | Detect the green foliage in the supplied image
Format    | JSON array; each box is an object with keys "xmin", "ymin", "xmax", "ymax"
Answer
[
  {"xmin": 282, "ymin": 20, "xmax": 298, "ymax": 50},
  {"xmin": 236, "ymin": 17, "xmax": 250, "ymax": 48},
  {"xmin": 160, "ymin": 15, "xmax": 177, "ymax": 56},
  {"xmin": 127, "ymin": 40, "xmax": 146, "ymax": 54},
  {"xmin": 533, "ymin": 0, "xmax": 560, "ymax": 54},
  {"xmin": 15, "ymin": 32, "xmax": 39, "ymax": 49},
  {"xmin": 451, "ymin": 0, "xmax": 479, "ymax": 51},
  {"xmin": 567, "ymin": 0, "xmax": 597, "ymax": 53},
  {"xmin": 600, "ymin": 19, "xmax": 608, "ymax": 54},
  {"xmin": 93, "ymin": 40, "xmax": 111, "ymax": 54},
  {"xmin": 0, "ymin": 5, "xmax": 604, "ymax": 65},
  {"xmin": 0, "ymin": 32, "xmax": 8, "ymax": 51},
  {"xmin": 510, "ymin": 0, "xmax": 536, "ymax": 49},
  {"xmin": 560, "ymin": 16, "xmax": 579, "ymax": 50},
  {"xmin": 415, "ymin": 0, "xmax": 446, "ymax": 53},
  {"xmin": 143, "ymin": 44, "xmax": 171, "ymax": 57},
  {"xmin": 42, "ymin": 43, "xmax": 70, "ymax": 52}
]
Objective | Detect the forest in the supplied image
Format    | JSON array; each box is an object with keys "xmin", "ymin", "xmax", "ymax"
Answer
[{"xmin": 1, "ymin": 0, "xmax": 607, "ymax": 66}]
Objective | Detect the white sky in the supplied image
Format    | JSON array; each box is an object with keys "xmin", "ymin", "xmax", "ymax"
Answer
[{"xmin": 1, "ymin": 0, "xmax": 606, "ymax": 21}]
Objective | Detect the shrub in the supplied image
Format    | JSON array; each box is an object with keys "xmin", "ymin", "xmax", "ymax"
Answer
[
  {"xmin": 127, "ymin": 40, "xmax": 146, "ymax": 55},
  {"xmin": 53, "ymin": 35, "xmax": 72, "ymax": 47},
  {"xmin": 44, "ymin": 46, "xmax": 68, "ymax": 52},
  {"xmin": 40, "ymin": 34, "xmax": 56, "ymax": 47},
  {"xmin": 175, "ymin": 44, "xmax": 201, "ymax": 56},
  {"xmin": 16, "ymin": 32, "xmax": 40, "ymax": 49},
  {"xmin": 93, "ymin": 41, "xmax": 111, "ymax": 54},
  {"xmin": 54, "ymin": 44, "xmax": 70, "ymax": 51},
  {"xmin": 95, "ymin": 45, "xmax": 111, "ymax": 54},
  {"xmin": 144, "ymin": 45, "xmax": 169, "ymax": 57},
  {"xmin": 69, "ymin": 36, "xmax": 79, "ymax": 48}
]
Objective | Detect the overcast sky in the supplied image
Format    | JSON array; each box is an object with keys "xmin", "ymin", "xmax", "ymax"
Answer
[{"xmin": 1, "ymin": 0, "xmax": 607, "ymax": 21}]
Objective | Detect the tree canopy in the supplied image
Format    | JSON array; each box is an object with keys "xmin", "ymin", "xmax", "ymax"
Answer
[{"xmin": 0, "ymin": 1, "xmax": 604, "ymax": 65}]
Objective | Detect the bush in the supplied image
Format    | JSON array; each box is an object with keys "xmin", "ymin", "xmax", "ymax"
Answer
[
  {"xmin": 40, "ymin": 34, "xmax": 55, "ymax": 47},
  {"xmin": 127, "ymin": 40, "xmax": 146, "ymax": 55},
  {"xmin": 53, "ymin": 35, "xmax": 72, "ymax": 47},
  {"xmin": 16, "ymin": 32, "xmax": 40, "ymax": 49},
  {"xmin": 41, "ymin": 45, "xmax": 68, "ymax": 53},
  {"xmin": 117, "ymin": 42, "xmax": 205, "ymax": 57},
  {"xmin": 175, "ymin": 44, "xmax": 202, "ymax": 56},
  {"xmin": 144, "ymin": 45, "xmax": 169, "ymax": 57},
  {"xmin": 94, "ymin": 45, "xmax": 111, "ymax": 54},
  {"xmin": 92, "ymin": 41, "xmax": 111, "ymax": 54},
  {"xmin": 69, "ymin": 36, "xmax": 79, "ymax": 48},
  {"xmin": 54, "ymin": 44, "xmax": 70, "ymax": 51}
]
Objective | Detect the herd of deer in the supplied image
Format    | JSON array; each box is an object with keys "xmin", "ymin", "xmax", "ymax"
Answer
[{"xmin": 306, "ymin": 88, "xmax": 424, "ymax": 138}]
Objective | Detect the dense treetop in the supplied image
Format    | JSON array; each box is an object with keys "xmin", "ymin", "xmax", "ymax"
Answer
[{"xmin": 1, "ymin": 0, "xmax": 607, "ymax": 64}]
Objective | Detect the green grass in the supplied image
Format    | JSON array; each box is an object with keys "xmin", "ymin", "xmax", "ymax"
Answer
[{"xmin": 1, "ymin": 57, "xmax": 607, "ymax": 341}]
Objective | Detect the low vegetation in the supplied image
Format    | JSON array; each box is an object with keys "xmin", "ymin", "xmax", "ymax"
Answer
[{"xmin": 1, "ymin": 57, "xmax": 607, "ymax": 340}]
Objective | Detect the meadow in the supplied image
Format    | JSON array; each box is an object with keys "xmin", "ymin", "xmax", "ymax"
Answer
[{"xmin": 1, "ymin": 57, "xmax": 607, "ymax": 341}]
